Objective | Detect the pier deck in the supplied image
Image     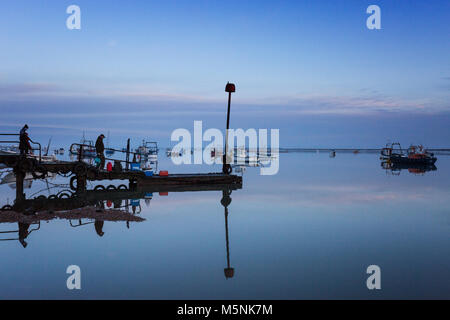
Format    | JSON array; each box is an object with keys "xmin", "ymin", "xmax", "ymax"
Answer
[{"xmin": 0, "ymin": 154, "xmax": 242, "ymax": 199}]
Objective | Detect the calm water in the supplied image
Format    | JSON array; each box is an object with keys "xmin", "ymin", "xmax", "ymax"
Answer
[{"xmin": 0, "ymin": 151, "xmax": 449, "ymax": 299}]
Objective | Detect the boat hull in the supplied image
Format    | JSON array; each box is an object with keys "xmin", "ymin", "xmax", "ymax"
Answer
[{"xmin": 389, "ymin": 155, "xmax": 437, "ymax": 165}]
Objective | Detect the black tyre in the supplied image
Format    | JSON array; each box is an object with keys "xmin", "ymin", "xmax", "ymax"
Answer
[
  {"xmin": 70, "ymin": 176, "xmax": 78, "ymax": 191},
  {"xmin": 58, "ymin": 193, "xmax": 71, "ymax": 199}
]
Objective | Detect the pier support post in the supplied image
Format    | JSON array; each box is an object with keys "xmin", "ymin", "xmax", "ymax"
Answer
[
  {"xmin": 76, "ymin": 175, "xmax": 87, "ymax": 192},
  {"xmin": 15, "ymin": 170, "xmax": 26, "ymax": 203}
]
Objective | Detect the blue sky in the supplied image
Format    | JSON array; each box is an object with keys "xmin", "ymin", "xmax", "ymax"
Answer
[{"xmin": 0, "ymin": 0, "xmax": 449, "ymax": 147}]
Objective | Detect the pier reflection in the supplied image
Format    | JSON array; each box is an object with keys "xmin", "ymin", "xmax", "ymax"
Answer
[{"xmin": 0, "ymin": 174, "xmax": 241, "ymax": 279}]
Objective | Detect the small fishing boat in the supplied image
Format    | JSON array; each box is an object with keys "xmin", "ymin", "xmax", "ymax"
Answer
[
  {"xmin": 54, "ymin": 148, "xmax": 64, "ymax": 155},
  {"xmin": 135, "ymin": 140, "xmax": 158, "ymax": 161},
  {"xmin": 381, "ymin": 143, "xmax": 437, "ymax": 165},
  {"xmin": 70, "ymin": 134, "xmax": 96, "ymax": 157},
  {"xmin": 166, "ymin": 148, "xmax": 183, "ymax": 157}
]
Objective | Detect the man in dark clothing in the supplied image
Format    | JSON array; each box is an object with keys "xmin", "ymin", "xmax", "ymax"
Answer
[
  {"xmin": 95, "ymin": 134, "xmax": 106, "ymax": 169},
  {"xmin": 19, "ymin": 125, "xmax": 32, "ymax": 156},
  {"xmin": 20, "ymin": 124, "xmax": 28, "ymax": 136}
]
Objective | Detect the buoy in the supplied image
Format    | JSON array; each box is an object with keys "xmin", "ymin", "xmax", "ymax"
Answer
[{"xmin": 106, "ymin": 162, "xmax": 113, "ymax": 172}]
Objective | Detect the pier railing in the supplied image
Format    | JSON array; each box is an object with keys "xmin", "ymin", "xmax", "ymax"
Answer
[
  {"xmin": 0, "ymin": 133, "xmax": 42, "ymax": 163},
  {"xmin": 69, "ymin": 143, "xmax": 148, "ymax": 169}
]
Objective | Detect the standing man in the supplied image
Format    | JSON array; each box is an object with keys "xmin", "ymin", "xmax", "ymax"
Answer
[
  {"xmin": 20, "ymin": 124, "xmax": 28, "ymax": 136},
  {"xmin": 95, "ymin": 134, "xmax": 106, "ymax": 169},
  {"xmin": 19, "ymin": 124, "xmax": 32, "ymax": 156}
]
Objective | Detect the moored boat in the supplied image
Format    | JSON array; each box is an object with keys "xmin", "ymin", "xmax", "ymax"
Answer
[{"xmin": 381, "ymin": 142, "xmax": 437, "ymax": 165}]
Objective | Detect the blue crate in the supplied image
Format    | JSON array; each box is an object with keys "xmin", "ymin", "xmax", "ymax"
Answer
[
  {"xmin": 144, "ymin": 170, "xmax": 153, "ymax": 177},
  {"xmin": 130, "ymin": 163, "xmax": 140, "ymax": 171}
]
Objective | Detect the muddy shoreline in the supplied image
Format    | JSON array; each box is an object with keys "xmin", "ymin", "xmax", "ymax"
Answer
[{"xmin": 0, "ymin": 206, "xmax": 145, "ymax": 223}]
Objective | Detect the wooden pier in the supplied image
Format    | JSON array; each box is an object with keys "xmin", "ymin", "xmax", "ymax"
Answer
[{"xmin": 0, "ymin": 154, "xmax": 242, "ymax": 202}]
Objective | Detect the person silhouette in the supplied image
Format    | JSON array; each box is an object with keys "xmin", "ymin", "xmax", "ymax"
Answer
[
  {"xmin": 18, "ymin": 222, "xmax": 30, "ymax": 248},
  {"xmin": 19, "ymin": 125, "xmax": 32, "ymax": 156},
  {"xmin": 94, "ymin": 220, "xmax": 104, "ymax": 237}
]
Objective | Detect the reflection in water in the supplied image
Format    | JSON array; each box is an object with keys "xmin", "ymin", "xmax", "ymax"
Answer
[
  {"xmin": 94, "ymin": 220, "xmax": 105, "ymax": 237},
  {"xmin": 0, "ymin": 172, "xmax": 241, "ymax": 280},
  {"xmin": 221, "ymin": 189, "xmax": 234, "ymax": 279},
  {"xmin": 381, "ymin": 160, "xmax": 437, "ymax": 175},
  {"xmin": 1, "ymin": 151, "xmax": 450, "ymax": 298},
  {"xmin": 0, "ymin": 221, "xmax": 40, "ymax": 248},
  {"xmin": 380, "ymin": 143, "xmax": 438, "ymax": 175}
]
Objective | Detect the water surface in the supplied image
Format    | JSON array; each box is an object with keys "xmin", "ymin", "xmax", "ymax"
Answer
[{"xmin": 0, "ymin": 151, "xmax": 449, "ymax": 299}]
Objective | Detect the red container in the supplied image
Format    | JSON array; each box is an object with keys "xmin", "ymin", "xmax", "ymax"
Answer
[
  {"xmin": 159, "ymin": 192, "xmax": 168, "ymax": 196},
  {"xmin": 106, "ymin": 162, "xmax": 113, "ymax": 172},
  {"xmin": 159, "ymin": 170, "xmax": 169, "ymax": 176}
]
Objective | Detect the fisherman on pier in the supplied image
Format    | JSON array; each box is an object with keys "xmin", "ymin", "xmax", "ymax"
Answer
[
  {"xmin": 95, "ymin": 134, "xmax": 106, "ymax": 169},
  {"xmin": 19, "ymin": 124, "xmax": 32, "ymax": 156}
]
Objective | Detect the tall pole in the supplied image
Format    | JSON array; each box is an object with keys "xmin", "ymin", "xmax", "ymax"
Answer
[
  {"xmin": 126, "ymin": 138, "xmax": 130, "ymax": 170},
  {"xmin": 223, "ymin": 82, "xmax": 235, "ymax": 174}
]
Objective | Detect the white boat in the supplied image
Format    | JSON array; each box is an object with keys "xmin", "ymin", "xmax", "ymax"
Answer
[
  {"xmin": 166, "ymin": 148, "xmax": 184, "ymax": 157},
  {"xmin": 136, "ymin": 140, "xmax": 158, "ymax": 163},
  {"xmin": 0, "ymin": 149, "xmax": 57, "ymax": 163},
  {"xmin": 31, "ymin": 154, "xmax": 57, "ymax": 162},
  {"xmin": 0, "ymin": 171, "xmax": 57, "ymax": 189},
  {"xmin": 136, "ymin": 140, "xmax": 158, "ymax": 155}
]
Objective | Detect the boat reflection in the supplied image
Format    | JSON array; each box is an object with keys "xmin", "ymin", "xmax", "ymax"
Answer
[{"xmin": 381, "ymin": 160, "xmax": 437, "ymax": 175}]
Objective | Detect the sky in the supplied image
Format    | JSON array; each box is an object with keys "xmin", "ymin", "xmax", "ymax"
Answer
[{"xmin": 0, "ymin": 0, "xmax": 449, "ymax": 148}]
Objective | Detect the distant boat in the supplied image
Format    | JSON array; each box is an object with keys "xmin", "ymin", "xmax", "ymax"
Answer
[
  {"xmin": 105, "ymin": 131, "xmax": 115, "ymax": 156},
  {"xmin": 166, "ymin": 148, "xmax": 183, "ymax": 157},
  {"xmin": 135, "ymin": 140, "xmax": 158, "ymax": 162},
  {"xmin": 54, "ymin": 147, "xmax": 65, "ymax": 155},
  {"xmin": 381, "ymin": 143, "xmax": 437, "ymax": 166},
  {"xmin": 70, "ymin": 133, "xmax": 96, "ymax": 157}
]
